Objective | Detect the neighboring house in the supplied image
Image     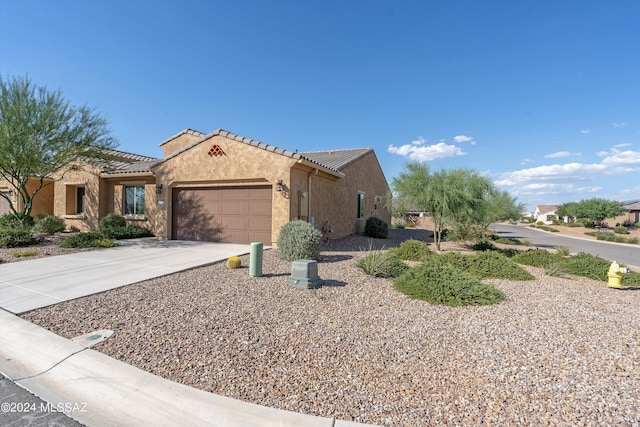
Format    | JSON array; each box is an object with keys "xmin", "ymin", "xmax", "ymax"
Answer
[
  {"xmin": 533, "ymin": 205, "xmax": 559, "ymax": 224},
  {"xmin": 2, "ymin": 128, "xmax": 391, "ymax": 245},
  {"xmin": 622, "ymin": 199, "xmax": 640, "ymax": 223}
]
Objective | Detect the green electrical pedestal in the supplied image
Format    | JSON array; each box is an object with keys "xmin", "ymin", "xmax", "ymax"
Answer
[{"xmin": 249, "ymin": 242, "xmax": 263, "ymax": 277}]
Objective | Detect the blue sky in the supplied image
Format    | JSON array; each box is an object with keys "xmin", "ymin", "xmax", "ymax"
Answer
[{"xmin": 1, "ymin": 0, "xmax": 639, "ymax": 212}]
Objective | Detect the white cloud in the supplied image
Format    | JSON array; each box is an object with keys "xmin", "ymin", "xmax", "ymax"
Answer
[
  {"xmin": 520, "ymin": 158, "xmax": 534, "ymax": 165},
  {"xmin": 388, "ymin": 137, "xmax": 466, "ymax": 162},
  {"xmin": 495, "ymin": 163, "xmax": 608, "ymax": 187},
  {"xmin": 612, "ymin": 121, "xmax": 625, "ymax": 128},
  {"xmin": 600, "ymin": 148, "xmax": 640, "ymax": 166},
  {"xmin": 580, "ymin": 129, "xmax": 590, "ymax": 134},
  {"xmin": 614, "ymin": 143, "xmax": 631, "ymax": 148},
  {"xmin": 544, "ymin": 151, "xmax": 581, "ymax": 159},
  {"xmin": 454, "ymin": 135, "xmax": 474, "ymax": 143}
]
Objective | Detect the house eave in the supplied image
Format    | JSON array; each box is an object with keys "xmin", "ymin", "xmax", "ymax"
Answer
[
  {"xmin": 295, "ymin": 158, "xmax": 345, "ymax": 179},
  {"xmin": 100, "ymin": 171, "xmax": 156, "ymax": 179}
]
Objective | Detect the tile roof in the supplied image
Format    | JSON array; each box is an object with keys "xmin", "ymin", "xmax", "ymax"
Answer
[
  {"xmin": 102, "ymin": 129, "xmax": 375, "ymax": 178},
  {"xmin": 536, "ymin": 205, "xmax": 559, "ymax": 214},
  {"xmin": 623, "ymin": 200, "xmax": 640, "ymax": 210},
  {"xmin": 100, "ymin": 149, "xmax": 161, "ymax": 175},
  {"xmin": 299, "ymin": 148, "xmax": 372, "ymax": 171}
]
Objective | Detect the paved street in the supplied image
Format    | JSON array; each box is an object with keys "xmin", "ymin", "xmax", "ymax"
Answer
[
  {"xmin": 491, "ymin": 223, "xmax": 640, "ymax": 269},
  {"xmin": 0, "ymin": 373, "xmax": 84, "ymax": 427}
]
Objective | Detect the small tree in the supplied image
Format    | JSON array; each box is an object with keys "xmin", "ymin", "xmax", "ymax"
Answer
[
  {"xmin": 0, "ymin": 75, "xmax": 117, "ymax": 228},
  {"xmin": 558, "ymin": 198, "xmax": 625, "ymax": 227}
]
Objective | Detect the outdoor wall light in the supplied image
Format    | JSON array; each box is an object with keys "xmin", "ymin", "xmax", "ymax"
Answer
[
  {"xmin": 275, "ymin": 180, "xmax": 283, "ymax": 192},
  {"xmin": 156, "ymin": 184, "xmax": 163, "ymax": 194}
]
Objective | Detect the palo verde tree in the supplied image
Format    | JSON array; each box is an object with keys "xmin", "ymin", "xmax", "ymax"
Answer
[
  {"xmin": 557, "ymin": 198, "xmax": 625, "ymax": 227},
  {"xmin": 0, "ymin": 75, "xmax": 117, "ymax": 227},
  {"xmin": 391, "ymin": 162, "xmax": 506, "ymax": 249}
]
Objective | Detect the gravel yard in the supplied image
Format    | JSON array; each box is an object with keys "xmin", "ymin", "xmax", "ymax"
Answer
[{"xmin": 18, "ymin": 229, "xmax": 640, "ymax": 426}]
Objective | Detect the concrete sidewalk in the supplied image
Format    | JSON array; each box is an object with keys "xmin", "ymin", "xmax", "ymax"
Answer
[
  {"xmin": 0, "ymin": 239, "xmax": 253, "ymax": 314},
  {"xmin": 0, "ymin": 309, "xmax": 375, "ymax": 427}
]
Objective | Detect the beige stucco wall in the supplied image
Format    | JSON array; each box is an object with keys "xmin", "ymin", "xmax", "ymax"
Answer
[
  {"xmin": 0, "ymin": 178, "xmax": 54, "ymax": 218},
  {"xmin": 159, "ymin": 132, "xmax": 204, "ymax": 158},
  {"xmin": 290, "ymin": 151, "xmax": 391, "ymax": 240},
  {"xmin": 152, "ymin": 134, "xmax": 296, "ymax": 242},
  {"xmin": 52, "ymin": 166, "xmax": 102, "ymax": 231}
]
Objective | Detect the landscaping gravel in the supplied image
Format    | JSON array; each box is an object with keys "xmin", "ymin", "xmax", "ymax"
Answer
[{"xmin": 21, "ymin": 229, "xmax": 640, "ymax": 426}]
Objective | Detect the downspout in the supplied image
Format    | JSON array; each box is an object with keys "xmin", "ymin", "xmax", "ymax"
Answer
[{"xmin": 308, "ymin": 168, "xmax": 318, "ymax": 227}]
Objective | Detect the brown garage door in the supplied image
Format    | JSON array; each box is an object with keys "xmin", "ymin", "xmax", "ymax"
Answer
[{"xmin": 172, "ymin": 186, "xmax": 272, "ymax": 245}]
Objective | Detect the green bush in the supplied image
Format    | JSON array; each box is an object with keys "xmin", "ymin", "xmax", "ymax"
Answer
[
  {"xmin": 392, "ymin": 219, "xmax": 406, "ymax": 229},
  {"xmin": 100, "ymin": 225, "xmax": 154, "ymax": 239},
  {"xmin": 364, "ymin": 216, "xmax": 389, "ymax": 239},
  {"xmin": 33, "ymin": 215, "xmax": 66, "ymax": 234},
  {"xmin": 613, "ymin": 226, "xmax": 629, "ymax": 235},
  {"xmin": 0, "ymin": 229, "xmax": 38, "ymax": 248},
  {"xmin": 390, "ymin": 239, "xmax": 430, "ymax": 261},
  {"xmin": 512, "ymin": 249, "xmax": 563, "ymax": 269},
  {"xmin": 60, "ymin": 232, "xmax": 116, "ymax": 248},
  {"xmin": 440, "ymin": 251, "xmax": 535, "ymax": 281},
  {"xmin": 554, "ymin": 246, "xmax": 570, "ymax": 256},
  {"xmin": 356, "ymin": 252, "xmax": 408, "ymax": 278},
  {"xmin": 394, "ymin": 262, "xmax": 505, "ymax": 306},
  {"xmin": 0, "ymin": 213, "xmax": 34, "ymax": 230},
  {"xmin": 99, "ymin": 213, "xmax": 127, "ymax": 229},
  {"xmin": 276, "ymin": 220, "xmax": 322, "ymax": 261}
]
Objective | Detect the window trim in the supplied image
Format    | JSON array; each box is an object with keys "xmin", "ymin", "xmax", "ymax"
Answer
[
  {"xmin": 357, "ymin": 192, "xmax": 365, "ymax": 219},
  {"xmin": 123, "ymin": 184, "xmax": 146, "ymax": 218}
]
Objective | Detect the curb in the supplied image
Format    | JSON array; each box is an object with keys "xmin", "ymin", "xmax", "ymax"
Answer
[{"xmin": 0, "ymin": 309, "xmax": 378, "ymax": 427}]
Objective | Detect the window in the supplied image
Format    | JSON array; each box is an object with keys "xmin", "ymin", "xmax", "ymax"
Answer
[
  {"xmin": 124, "ymin": 185, "xmax": 145, "ymax": 216},
  {"xmin": 76, "ymin": 187, "xmax": 86, "ymax": 214},
  {"xmin": 357, "ymin": 193, "xmax": 365, "ymax": 218}
]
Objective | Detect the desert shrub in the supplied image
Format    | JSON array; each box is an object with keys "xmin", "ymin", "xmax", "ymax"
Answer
[
  {"xmin": 544, "ymin": 263, "xmax": 566, "ymax": 277},
  {"xmin": 357, "ymin": 252, "xmax": 408, "ymax": 278},
  {"xmin": 491, "ymin": 236, "xmax": 522, "ymax": 245},
  {"xmin": 512, "ymin": 249, "xmax": 563, "ymax": 269},
  {"xmin": 0, "ymin": 213, "xmax": 34, "ymax": 230},
  {"xmin": 470, "ymin": 241, "xmax": 498, "ymax": 252},
  {"xmin": 440, "ymin": 251, "xmax": 535, "ymax": 281},
  {"xmin": 32, "ymin": 215, "xmax": 66, "ymax": 234},
  {"xmin": 100, "ymin": 225, "xmax": 154, "ymax": 239},
  {"xmin": 60, "ymin": 232, "xmax": 116, "ymax": 248},
  {"xmin": 390, "ymin": 239, "xmax": 430, "ymax": 261},
  {"xmin": 392, "ymin": 219, "xmax": 406, "ymax": 229},
  {"xmin": 554, "ymin": 246, "xmax": 570, "ymax": 256},
  {"xmin": 566, "ymin": 222, "xmax": 582, "ymax": 227},
  {"xmin": 627, "ymin": 237, "xmax": 639, "ymax": 244},
  {"xmin": 621, "ymin": 220, "xmax": 636, "ymax": 228},
  {"xmin": 405, "ymin": 222, "xmax": 416, "ymax": 228},
  {"xmin": 613, "ymin": 226, "xmax": 629, "ymax": 235},
  {"xmin": 99, "ymin": 213, "xmax": 127, "ymax": 229},
  {"xmin": 277, "ymin": 220, "xmax": 322, "ymax": 261},
  {"xmin": 0, "ymin": 229, "xmax": 38, "ymax": 248},
  {"xmin": 560, "ymin": 252, "xmax": 610, "ymax": 281},
  {"xmin": 11, "ymin": 249, "xmax": 39, "ymax": 257},
  {"xmin": 364, "ymin": 216, "xmax": 389, "ymax": 239},
  {"xmin": 394, "ymin": 262, "xmax": 505, "ymax": 306}
]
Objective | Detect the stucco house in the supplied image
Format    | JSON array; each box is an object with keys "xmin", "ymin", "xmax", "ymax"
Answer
[
  {"xmin": 533, "ymin": 204, "xmax": 559, "ymax": 224},
  {"xmin": 1, "ymin": 129, "xmax": 391, "ymax": 245},
  {"xmin": 622, "ymin": 199, "xmax": 640, "ymax": 223}
]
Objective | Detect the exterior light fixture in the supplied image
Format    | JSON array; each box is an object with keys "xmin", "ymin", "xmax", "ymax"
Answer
[
  {"xmin": 275, "ymin": 180, "xmax": 283, "ymax": 192},
  {"xmin": 156, "ymin": 184, "xmax": 163, "ymax": 194}
]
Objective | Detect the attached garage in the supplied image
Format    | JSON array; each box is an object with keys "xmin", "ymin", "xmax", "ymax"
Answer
[{"xmin": 171, "ymin": 186, "xmax": 272, "ymax": 245}]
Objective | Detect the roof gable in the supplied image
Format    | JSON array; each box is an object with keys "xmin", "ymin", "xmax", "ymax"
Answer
[
  {"xmin": 154, "ymin": 129, "xmax": 369, "ymax": 177},
  {"xmin": 536, "ymin": 205, "xmax": 559, "ymax": 214}
]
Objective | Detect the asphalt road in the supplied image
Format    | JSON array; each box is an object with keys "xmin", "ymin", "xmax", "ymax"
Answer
[
  {"xmin": 490, "ymin": 223, "xmax": 640, "ymax": 269},
  {"xmin": 0, "ymin": 373, "xmax": 85, "ymax": 427}
]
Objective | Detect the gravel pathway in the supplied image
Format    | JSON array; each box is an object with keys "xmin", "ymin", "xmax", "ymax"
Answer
[{"xmin": 20, "ymin": 229, "xmax": 640, "ymax": 426}]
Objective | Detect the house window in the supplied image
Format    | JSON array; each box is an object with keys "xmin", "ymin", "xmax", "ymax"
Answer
[
  {"xmin": 357, "ymin": 193, "xmax": 365, "ymax": 218},
  {"xmin": 124, "ymin": 185, "xmax": 145, "ymax": 216},
  {"xmin": 76, "ymin": 187, "xmax": 86, "ymax": 214}
]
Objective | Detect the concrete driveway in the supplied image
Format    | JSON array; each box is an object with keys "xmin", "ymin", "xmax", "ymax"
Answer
[{"xmin": 0, "ymin": 239, "xmax": 255, "ymax": 314}]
